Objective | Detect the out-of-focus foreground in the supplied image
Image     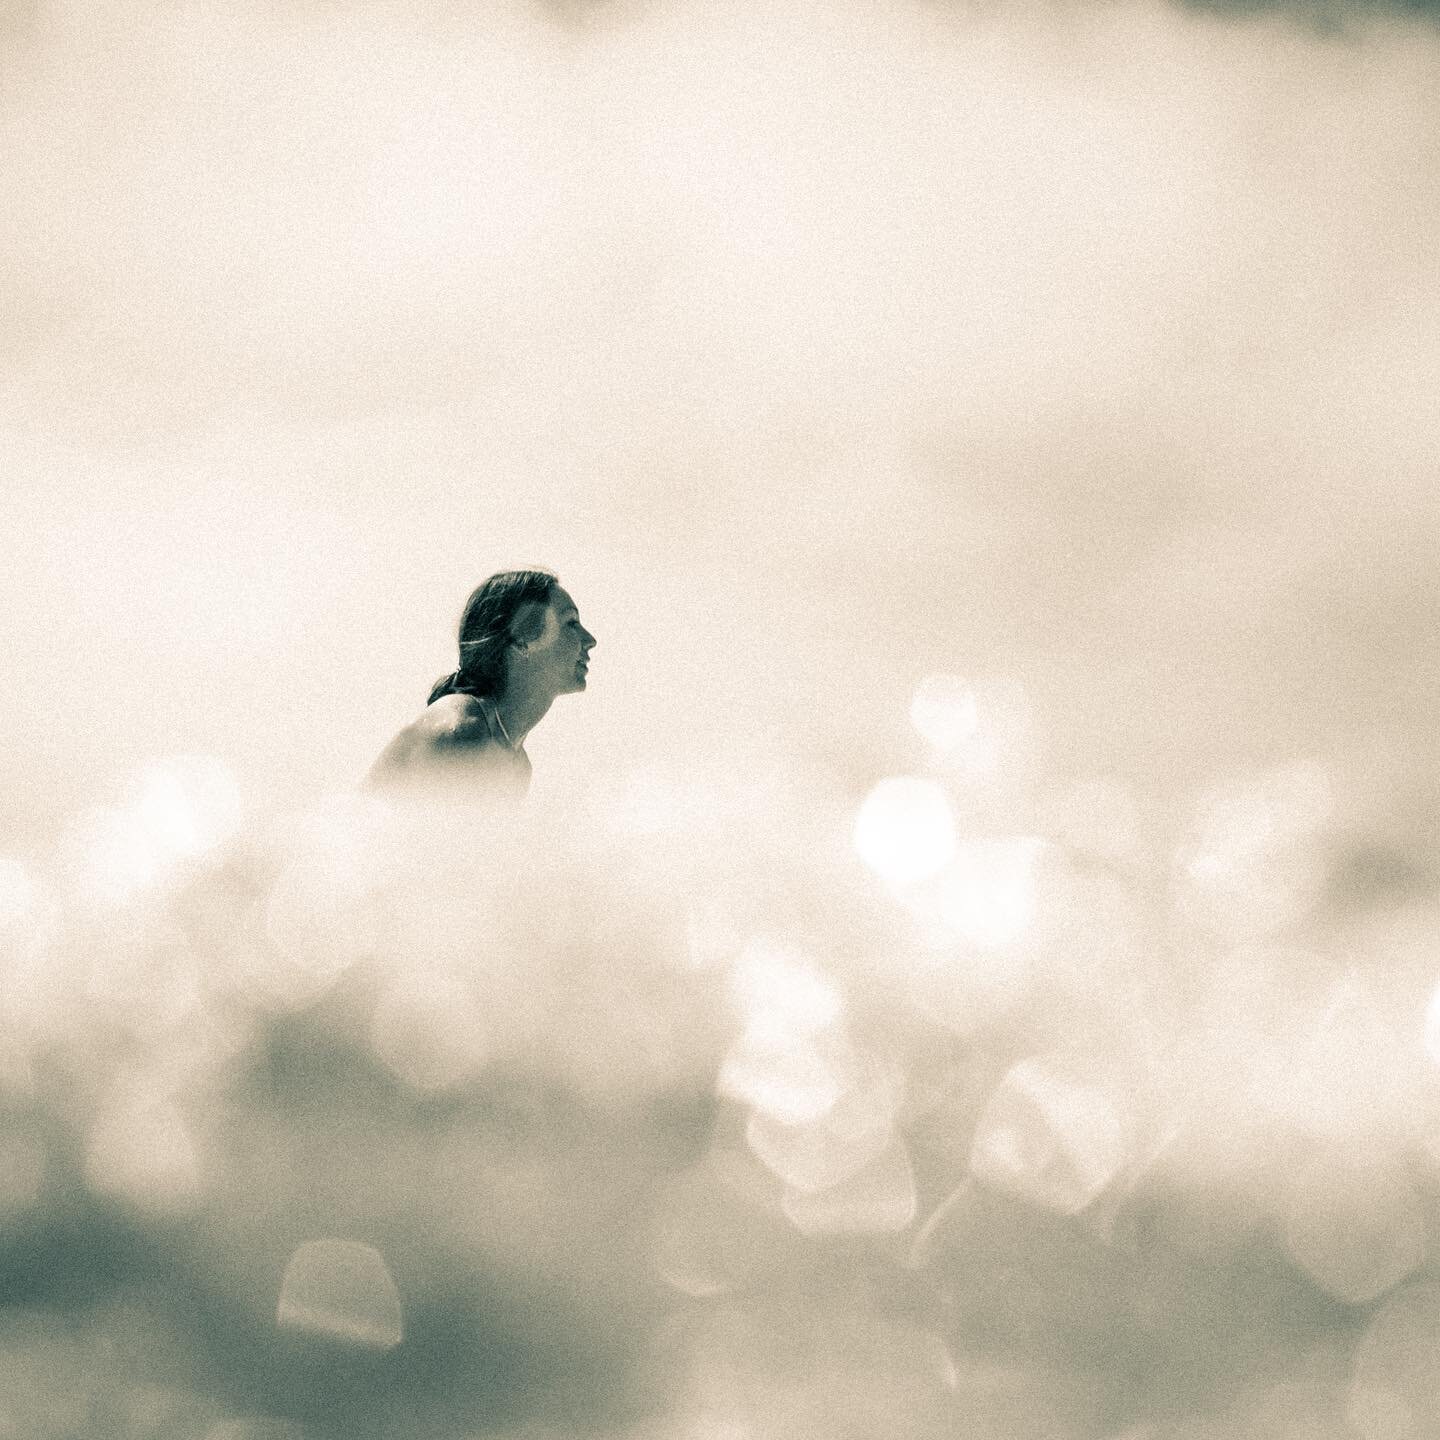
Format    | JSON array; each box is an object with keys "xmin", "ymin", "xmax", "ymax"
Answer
[{"xmin": 3, "ymin": 719, "xmax": 1440, "ymax": 1439}]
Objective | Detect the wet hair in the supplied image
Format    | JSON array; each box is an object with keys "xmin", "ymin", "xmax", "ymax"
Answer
[{"xmin": 428, "ymin": 569, "xmax": 559, "ymax": 705}]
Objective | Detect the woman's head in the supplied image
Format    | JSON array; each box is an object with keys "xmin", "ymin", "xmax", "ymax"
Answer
[{"xmin": 428, "ymin": 569, "xmax": 560, "ymax": 704}]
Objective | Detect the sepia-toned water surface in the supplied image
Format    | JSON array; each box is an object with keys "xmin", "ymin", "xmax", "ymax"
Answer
[{"xmin": 3, "ymin": 0, "xmax": 1440, "ymax": 1435}]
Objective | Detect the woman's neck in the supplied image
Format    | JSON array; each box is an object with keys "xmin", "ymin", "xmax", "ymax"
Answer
[{"xmin": 493, "ymin": 683, "xmax": 553, "ymax": 750}]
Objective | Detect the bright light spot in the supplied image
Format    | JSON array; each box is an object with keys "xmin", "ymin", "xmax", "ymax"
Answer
[
  {"xmin": 1283, "ymin": 1147, "xmax": 1425, "ymax": 1305},
  {"xmin": 1276, "ymin": 970, "xmax": 1404, "ymax": 1140},
  {"xmin": 970, "ymin": 1058, "xmax": 1128, "ymax": 1215},
  {"xmin": 745, "ymin": 1047, "xmax": 902, "ymax": 1192},
  {"xmin": 935, "ymin": 838, "xmax": 1041, "ymax": 948},
  {"xmin": 728, "ymin": 940, "xmax": 842, "ymax": 1047},
  {"xmin": 926, "ymin": 677, "xmax": 1035, "ymax": 782},
  {"xmin": 720, "ymin": 943, "xmax": 850, "ymax": 1122},
  {"xmin": 718, "ymin": 1031, "xmax": 849, "ymax": 1127},
  {"xmin": 1176, "ymin": 760, "xmax": 1333, "ymax": 942},
  {"xmin": 1194, "ymin": 958, "xmax": 1405, "ymax": 1146},
  {"xmin": 1349, "ymin": 1283, "xmax": 1440, "ymax": 1440},
  {"xmin": 65, "ymin": 806, "xmax": 163, "ymax": 902},
  {"xmin": 276, "ymin": 1239, "xmax": 404, "ymax": 1351},
  {"xmin": 130, "ymin": 755, "xmax": 243, "ymax": 866},
  {"xmin": 853, "ymin": 777, "xmax": 957, "ymax": 887},
  {"xmin": 370, "ymin": 969, "xmax": 489, "ymax": 1092},
  {"xmin": 63, "ymin": 758, "xmax": 245, "ymax": 904},
  {"xmin": 910, "ymin": 674, "xmax": 979, "ymax": 752},
  {"xmin": 85, "ymin": 1082, "xmax": 203, "ymax": 1212},
  {"xmin": 781, "ymin": 1136, "xmax": 916, "ymax": 1235}
]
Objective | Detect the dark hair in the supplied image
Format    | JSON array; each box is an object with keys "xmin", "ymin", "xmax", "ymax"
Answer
[{"xmin": 428, "ymin": 569, "xmax": 558, "ymax": 705}]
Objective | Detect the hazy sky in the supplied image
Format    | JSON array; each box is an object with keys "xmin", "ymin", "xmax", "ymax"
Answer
[{"xmin": 3, "ymin": 0, "xmax": 1438, "ymax": 849}]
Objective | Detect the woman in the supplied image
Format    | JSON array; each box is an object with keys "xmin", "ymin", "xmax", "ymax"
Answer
[{"xmin": 369, "ymin": 569, "xmax": 596, "ymax": 796}]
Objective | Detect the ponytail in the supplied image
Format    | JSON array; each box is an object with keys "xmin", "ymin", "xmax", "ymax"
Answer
[{"xmin": 427, "ymin": 670, "xmax": 463, "ymax": 705}]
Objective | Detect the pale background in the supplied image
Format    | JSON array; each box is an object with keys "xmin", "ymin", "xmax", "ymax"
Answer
[{"xmin": 4, "ymin": 0, "xmax": 1437, "ymax": 850}]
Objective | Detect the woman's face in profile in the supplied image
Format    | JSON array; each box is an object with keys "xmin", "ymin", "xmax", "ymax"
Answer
[{"xmin": 516, "ymin": 588, "xmax": 595, "ymax": 695}]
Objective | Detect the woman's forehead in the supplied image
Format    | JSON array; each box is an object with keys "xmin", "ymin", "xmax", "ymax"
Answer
[{"xmin": 550, "ymin": 589, "xmax": 578, "ymax": 618}]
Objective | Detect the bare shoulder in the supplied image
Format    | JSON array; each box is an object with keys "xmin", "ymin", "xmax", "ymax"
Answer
[
  {"xmin": 411, "ymin": 693, "xmax": 492, "ymax": 747},
  {"xmin": 368, "ymin": 695, "xmax": 496, "ymax": 784}
]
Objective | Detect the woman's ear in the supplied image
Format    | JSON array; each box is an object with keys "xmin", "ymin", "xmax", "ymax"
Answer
[{"xmin": 508, "ymin": 597, "xmax": 556, "ymax": 656}]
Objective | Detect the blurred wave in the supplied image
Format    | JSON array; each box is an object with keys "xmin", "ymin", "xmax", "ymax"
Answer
[{"xmin": 1, "ymin": 710, "xmax": 1439, "ymax": 1437}]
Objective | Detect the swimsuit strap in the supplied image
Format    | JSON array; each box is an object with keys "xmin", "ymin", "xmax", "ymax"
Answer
[{"xmin": 450, "ymin": 688, "xmax": 520, "ymax": 753}]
